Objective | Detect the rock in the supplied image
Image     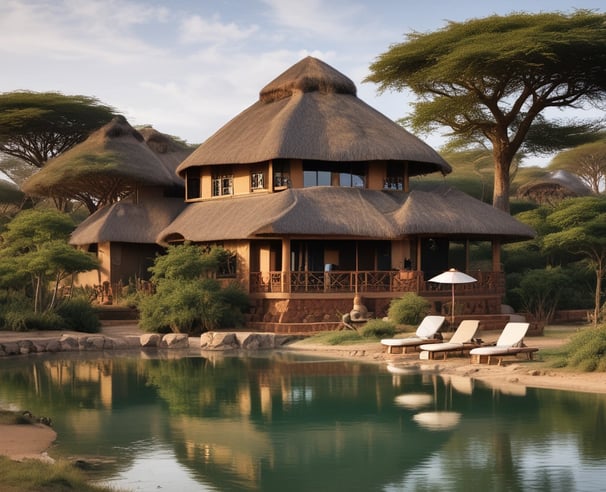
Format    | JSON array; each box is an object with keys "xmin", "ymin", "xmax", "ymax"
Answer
[
  {"xmin": 200, "ymin": 332, "xmax": 239, "ymax": 350},
  {"xmin": 18, "ymin": 340, "xmax": 35, "ymax": 354},
  {"xmin": 240, "ymin": 333, "xmax": 275, "ymax": 350},
  {"xmin": 161, "ymin": 333, "xmax": 189, "ymax": 349},
  {"xmin": 140, "ymin": 333, "xmax": 161, "ymax": 347},
  {"xmin": 59, "ymin": 335, "xmax": 78, "ymax": 351},
  {"xmin": 1, "ymin": 342, "xmax": 19, "ymax": 356},
  {"xmin": 80, "ymin": 336, "xmax": 107, "ymax": 351},
  {"xmin": 46, "ymin": 339, "xmax": 62, "ymax": 352}
]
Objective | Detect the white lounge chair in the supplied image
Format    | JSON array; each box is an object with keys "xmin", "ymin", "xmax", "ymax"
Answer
[
  {"xmin": 381, "ymin": 315, "xmax": 446, "ymax": 354},
  {"xmin": 418, "ymin": 320, "xmax": 480, "ymax": 360},
  {"xmin": 469, "ymin": 322, "xmax": 537, "ymax": 365}
]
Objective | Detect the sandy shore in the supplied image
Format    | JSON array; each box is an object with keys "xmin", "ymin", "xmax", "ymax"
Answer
[{"xmin": 0, "ymin": 321, "xmax": 602, "ymax": 461}]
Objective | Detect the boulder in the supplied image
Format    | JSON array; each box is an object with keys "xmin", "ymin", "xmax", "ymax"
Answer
[
  {"xmin": 140, "ymin": 333, "xmax": 161, "ymax": 348},
  {"xmin": 200, "ymin": 332, "xmax": 239, "ymax": 350},
  {"xmin": 18, "ymin": 340, "xmax": 35, "ymax": 354},
  {"xmin": 161, "ymin": 333, "xmax": 189, "ymax": 349},
  {"xmin": 59, "ymin": 335, "xmax": 78, "ymax": 351},
  {"xmin": 240, "ymin": 333, "xmax": 275, "ymax": 350}
]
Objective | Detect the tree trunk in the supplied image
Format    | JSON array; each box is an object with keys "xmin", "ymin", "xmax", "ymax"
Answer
[
  {"xmin": 492, "ymin": 145, "xmax": 513, "ymax": 213},
  {"xmin": 594, "ymin": 261, "xmax": 604, "ymax": 327}
]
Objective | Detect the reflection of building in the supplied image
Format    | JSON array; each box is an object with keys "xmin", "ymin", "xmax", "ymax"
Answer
[{"xmin": 61, "ymin": 57, "xmax": 533, "ymax": 328}]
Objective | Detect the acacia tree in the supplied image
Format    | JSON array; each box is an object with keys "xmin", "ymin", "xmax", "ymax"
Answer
[
  {"xmin": 549, "ymin": 139, "xmax": 606, "ymax": 194},
  {"xmin": 541, "ymin": 196, "xmax": 606, "ymax": 325},
  {"xmin": 366, "ymin": 10, "xmax": 606, "ymax": 212},
  {"xmin": 0, "ymin": 91, "xmax": 116, "ymax": 169},
  {"xmin": 0, "ymin": 209, "xmax": 99, "ymax": 312}
]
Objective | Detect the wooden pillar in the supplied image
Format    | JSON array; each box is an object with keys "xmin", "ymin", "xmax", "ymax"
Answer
[
  {"xmin": 282, "ymin": 238, "xmax": 291, "ymax": 293},
  {"xmin": 465, "ymin": 239, "xmax": 470, "ymax": 271},
  {"xmin": 492, "ymin": 240, "xmax": 501, "ymax": 272}
]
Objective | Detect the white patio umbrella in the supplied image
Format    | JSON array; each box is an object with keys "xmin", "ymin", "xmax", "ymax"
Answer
[{"xmin": 428, "ymin": 268, "xmax": 477, "ymax": 326}]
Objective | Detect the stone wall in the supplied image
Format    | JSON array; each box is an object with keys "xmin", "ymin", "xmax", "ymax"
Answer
[{"xmin": 0, "ymin": 332, "xmax": 300, "ymax": 357}]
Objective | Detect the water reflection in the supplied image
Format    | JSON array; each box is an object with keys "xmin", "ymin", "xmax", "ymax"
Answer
[{"xmin": 1, "ymin": 351, "xmax": 605, "ymax": 491}]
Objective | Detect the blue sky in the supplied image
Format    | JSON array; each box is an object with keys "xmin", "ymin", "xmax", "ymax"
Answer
[{"xmin": 2, "ymin": 0, "xmax": 604, "ymax": 164}]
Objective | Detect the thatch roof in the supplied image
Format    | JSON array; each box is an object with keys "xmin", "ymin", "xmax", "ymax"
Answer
[
  {"xmin": 176, "ymin": 57, "xmax": 451, "ymax": 177},
  {"xmin": 138, "ymin": 126, "xmax": 191, "ymax": 187},
  {"xmin": 23, "ymin": 116, "xmax": 187, "ymax": 199},
  {"xmin": 517, "ymin": 170, "xmax": 592, "ymax": 202},
  {"xmin": 70, "ymin": 197, "xmax": 186, "ymax": 245},
  {"xmin": 157, "ymin": 186, "xmax": 534, "ymax": 244}
]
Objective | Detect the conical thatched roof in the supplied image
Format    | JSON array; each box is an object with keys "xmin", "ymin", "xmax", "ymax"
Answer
[
  {"xmin": 70, "ymin": 197, "xmax": 187, "ymax": 245},
  {"xmin": 23, "ymin": 116, "xmax": 186, "ymax": 200},
  {"xmin": 517, "ymin": 170, "xmax": 592, "ymax": 202},
  {"xmin": 157, "ymin": 186, "xmax": 534, "ymax": 244},
  {"xmin": 176, "ymin": 57, "xmax": 451, "ymax": 177},
  {"xmin": 138, "ymin": 126, "xmax": 191, "ymax": 187}
]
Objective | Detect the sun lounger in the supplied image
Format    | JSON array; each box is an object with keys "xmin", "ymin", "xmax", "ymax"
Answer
[
  {"xmin": 381, "ymin": 315, "xmax": 445, "ymax": 354},
  {"xmin": 418, "ymin": 320, "xmax": 480, "ymax": 360},
  {"xmin": 469, "ymin": 322, "xmax": 537, "ymax": 365}
]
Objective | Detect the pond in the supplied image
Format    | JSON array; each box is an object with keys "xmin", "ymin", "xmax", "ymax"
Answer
[{"xmin": 1, "ymin": 350, "xmax": 605, "ymax": 492}]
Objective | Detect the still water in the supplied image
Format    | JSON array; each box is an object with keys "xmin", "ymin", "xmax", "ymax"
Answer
[{"xmin": 1, "ymin": 350, "xmax": 605, "ymax": 492}]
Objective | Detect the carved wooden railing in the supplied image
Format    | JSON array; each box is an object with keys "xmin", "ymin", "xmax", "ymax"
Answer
[{"xmin": 249, "ymin": 270, "xmax": 504, "ymax": 295}]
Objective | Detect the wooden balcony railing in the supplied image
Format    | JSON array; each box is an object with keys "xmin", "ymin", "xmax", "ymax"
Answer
[{"xmin": 250, "ymin": 270, "xmax": 504, "ymax": 295}]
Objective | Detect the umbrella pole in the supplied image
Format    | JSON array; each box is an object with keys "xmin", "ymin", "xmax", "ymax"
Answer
[{"xmin": 451, "ymin": 284, "xmax": 455, "ymax": 327}]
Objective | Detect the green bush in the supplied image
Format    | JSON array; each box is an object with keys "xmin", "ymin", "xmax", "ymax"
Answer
[
  {"xmin": 3, "ymin": 309, "xmax": 64, "ymax": 331},
  {"xmin": 550, "ymin": 324, "xmax": 606, "ymax": 372},
  {"xmin": 218, "ymin": 283, "xmax": 251, "ymax": 328},
  {"xmin": 510, "ymin": 267, "xmax": 568, "ymax": 326},
  {"xmin": 387, "ymin": 293, "xmax": 430, "ymax": 325},
  {"xmin": 359, "ymin": 319, "xmax": 396, "ymax": 339},
  {"xmin": 55, "ymin": 298, "xmax": 100, "ymax": 333}
]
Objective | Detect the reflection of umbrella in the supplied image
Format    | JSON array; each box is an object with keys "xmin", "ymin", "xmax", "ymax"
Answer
[
  {"xmin": 413, "ymin": 411, "xmax": 461, "ymax": 431},
  {"xmin": 429, "ymin": 268, "xmax": 477, "ymax": 326},
  {"xmin": 394, "ymin": 393, "xmax": 433, "ymax": 409}
]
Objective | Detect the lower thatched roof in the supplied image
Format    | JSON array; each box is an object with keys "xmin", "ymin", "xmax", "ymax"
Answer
[
  {"xmin": 157, "ymin": 186, "xmax": 535, "ymax": 244},
  {"xmin": 70, "ymin": 197, "xmax": 187, "ymax": 245}
]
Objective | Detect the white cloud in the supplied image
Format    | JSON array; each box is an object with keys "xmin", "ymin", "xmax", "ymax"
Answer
[{"xmin": 179, "ymin": 14, "xmax": 259, "ymax": 44}]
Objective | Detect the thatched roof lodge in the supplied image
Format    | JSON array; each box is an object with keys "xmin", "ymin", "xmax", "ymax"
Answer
[
  {"xmin": 517, "ymin": 169, "xmax": 592, "ymax": 205},
  {"xmin": 150, "ymin": 56, "xmax": 534, "ymax": 330}
]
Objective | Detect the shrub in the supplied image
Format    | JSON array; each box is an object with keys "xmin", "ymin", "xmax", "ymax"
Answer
[
  {"xmin": 3, "ymin": 310, "xmax": 64, "ymax": 331},
  {"xmin": 550, "ymin": 324, "xmax": 606, "ymax": 372},
  {"xmin": 510, "ymin": 267, "xmax": 568, "ymax": 327},
  {"xmin": 217, "ymin": 283, "xmax": 250, "ymax": 328},
  {"xmin": 55, "ymin": 298, "xmax": 100, "ymax": 333},
  {"xmin": 359, "ymin": 319, "xmax": 396, "ymax": 339},
  {"xmin": 387, "ymin": 293, "xmax": 430, "ymax": 325}
]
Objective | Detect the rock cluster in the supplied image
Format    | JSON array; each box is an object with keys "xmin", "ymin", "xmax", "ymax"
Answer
[{"xmin": 0, "ymin": 332, "xmax": 300, "ymax": 357}]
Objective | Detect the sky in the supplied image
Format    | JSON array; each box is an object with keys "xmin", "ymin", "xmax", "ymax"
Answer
[{"xmin": 2, "ymin": 0, "xmax": 604, "ymax": 165}]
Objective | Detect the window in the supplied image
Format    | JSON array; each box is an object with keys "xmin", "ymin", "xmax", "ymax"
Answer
[
  {"xmin": 186, "ymin": 169, "xmax": 201, "ymax": 199},
  {"xmin": 384, "ymin": 163, "xmax": 404, "ymax": 190},
  {"xmin": 304, "ymin": 170, "xmax": 331, "ymax": 187},
  {"xmin": 339, "ymin": 172, "xmax": 365, "ymax": 188},
  {"xmin": 212, "ymin": 169, "xmax": 233, "ymax": 197},
  {"xmin": 273, "ymin": 161, "xmax": 291, "ymax": 188},
  {"xmin": 251, "ymin": 171, "xmax": 264, "ymax": 190},
  {"xmin": 303, "ymin": 160, "xmax": 367, "ymax": 188}
]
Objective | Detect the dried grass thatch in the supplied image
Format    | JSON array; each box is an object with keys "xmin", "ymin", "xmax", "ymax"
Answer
[
  {"xmin": 177, "ymin": 57, "xmax": 451, "ymax": 177},
  {"xmin": 70, "ymin": 197, "xmax": 186, "ymax": 245},
  {"xmin": 23, "ymin": 117, "xmax": 188, "ymax": 210},
  {"xmin": 516, "ymin": 170, "xmax": 592, "ymax": 204},
  {"xmin": 157, "ymin": 186, "xmax": 534, "ymax": 245}
]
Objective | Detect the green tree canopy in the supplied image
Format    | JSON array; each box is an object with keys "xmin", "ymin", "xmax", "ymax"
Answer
[
  {"xmin": 366, "ymin": 10, "xmax": 606, "ymax": 212},
  {"xmin": 549, "ymin": 138, "xmax": 606, "ymax": 194},
  {"xmin": 540, "ymin": 196, "xmax": 606, "ymax": 324},
  {"xmin": 0, "ymin": 209, "xmax": 98, "ymax": 312},
  {"xmin": 0, "ymin": 91, "xmax": 117, "ymax": 169}
]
